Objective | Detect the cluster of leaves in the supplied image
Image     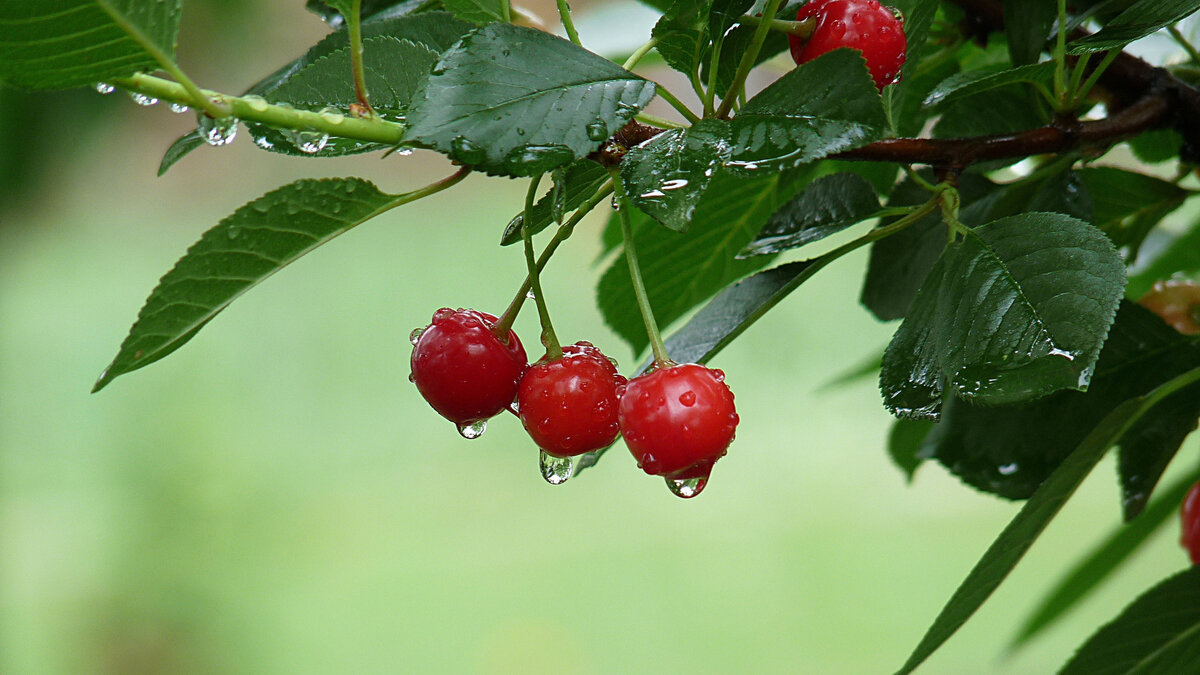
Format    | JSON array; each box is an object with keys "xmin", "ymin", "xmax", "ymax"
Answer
[{"xmin": 6, "ymin": 0, "xmax": 1200, "ymax": 671}]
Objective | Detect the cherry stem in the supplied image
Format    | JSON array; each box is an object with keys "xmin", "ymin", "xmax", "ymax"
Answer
[
  {"xmin": 716, "ymin": 0, "xmax": 785, "ymax": 119},
  {"xmin": 522, "ymin": 174, "xmax": 563, "ymax": 359},
  {"xmin": 611, "ymin": 170, "xmax": 671, "ymax": 367},
  {"xmin": 347, "ymin": 0, "xmax": 374, "ymax": 114},
  {"xmin": 556, "ymin": 0, "xmax": 582, "ymax": 46},
  {"xmin": 737, "ymin": 14, "xmax": 816, "ymax": 40}
]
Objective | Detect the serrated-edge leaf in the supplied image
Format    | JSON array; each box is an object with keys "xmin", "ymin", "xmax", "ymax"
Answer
[
  {"xmin": 895, "ymin": 365, "xmax": 1200, "ymax": 675},
  {"xmin": 740, "ymin": 172, "xmax": 883, "ymax": 257},
  {"xmin": 93, "ymin": 178, "xmax": 398, "ymax": 392},
  {"xmin": 1012, "ymin": 465, "xmax": 1200, "ymax": 648},
  {"xmin": 0, "ymin": 0, "xmax": 181, "ymax": 90},
  {"xmin": 443, "ymin": 0, "xmax": 505, "ymax": 24},
  {"xmin": 1068, "ymin": 0, "xmax": 1200, "ymax": 54},
  {"xmin": 923, "ymin": 62, "xmax": 1055, "ymax": 108},
  {"xmin": 268, "ymin": 36, "xmax": 438, "ymax": 112}
]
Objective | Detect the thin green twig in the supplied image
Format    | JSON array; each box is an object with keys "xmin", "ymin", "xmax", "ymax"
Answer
[{"xmin": 715, "ymin": 0, "xmax": 785, "ymax": 118}]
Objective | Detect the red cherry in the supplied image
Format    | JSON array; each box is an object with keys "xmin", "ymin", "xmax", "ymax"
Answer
[
  {"xmin": 409, "ymin": 308, "xmax": 527, "ymax": 436},
  {"xmin": 518, "ymin": 341, "xmax": 627, "ymax": 458},
  {"xmin": 1138, "ymin": 280, "xmax": 1200, "ymax": 335},
  {"xmin": 618, "ymin": 363, "xmax": 739, "ymax": 497},
  {"xmin": 789, "ymin": 0, "xmax": 907, "ymax": 89},
  {"xmin": 1182, "ymin": 481, "xmax": 1200, "ymax": 564}
]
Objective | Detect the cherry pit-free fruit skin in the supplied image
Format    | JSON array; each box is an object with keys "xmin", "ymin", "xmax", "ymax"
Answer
[
  {"xmin": 410, "ymin": 308, "xmax": 527, "ymax": 427},
  {"xmin": 1138, "ymin": 280, "xmax": 1200, "ymax": 335},
  {"xmin": 518, "ymin": 341, "xmax": 628, "ymax": 458},
  {"xmin": 789, "ymin": 0, "xmax": 907, "ymax": 90},
  {"xmin": 1181, "ymin": 480, "xmax": 1200, "ymax": 564},
  {"xmin": 618, "ymin": 363, "xmax": 739, "ymax": 479}
]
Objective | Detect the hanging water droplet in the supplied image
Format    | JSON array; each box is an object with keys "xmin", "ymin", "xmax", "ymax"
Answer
[
  {"xmin": 197, "ymin": 114, "xmax": 237, "ymax": 146},
  {"xmin": 394, "ymin": 147, "xmax": 414, "ymax": 157},
  {"xmin": 128, "ymin": 91, "xmax": 158, "ymax": 107},
  {"xmin": 94, "ymin": 82, "xmax": 115, "ymax": 95},
  {"xmin": 585, "ymin": 120, "xmax": 608, "ymax": 142},
  {"xmin": 450, "ymin": 136, "xmax": 485, "ymax": 164},
  {"xmin": 525, "ymin": 290, "xmax": 536, "ymax": 300},
  {"xmin": 539, "ymin": 450, "xmax": 574, "ymax": 485},
  {"xmin": 998, "ymin": 463, "xmax": 1019, "ymax": 476},
  {"xmin": 666, "ymin": 475, "xmax": 708, "ymax": 498},
  {"xmin": 457, "ymin": 419, "xmax": 487, "ymax": 439},
  {"xmin": 409, "ymin": 327, "xmax": 425, "ymax": 345},
  {"xmin": 169, "ymin": 102, "xmax": 189, "ymax": 113},
  {"xmin": 286, "ymin": 128, "xmax": 328, "ymax": 154}
]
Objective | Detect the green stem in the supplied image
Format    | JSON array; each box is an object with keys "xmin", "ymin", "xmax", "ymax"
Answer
[
  {"xmin": 379, "ymin": 166, "xmax": 472, "ymax": 214},
  {"xmin": 716, "ymin": 0, "xmax": 785, "ymax": 118},
  {"xmin": 111, "ymin": 73, "xmax": 406, "ymax": 145},
  {"xmin": 348, "ymin": 0, "xmax": 373, "ymax": 113},
  {"xmin": 556, "ymin": 0, "xmax": 582, "ymax": 46},
  {"xmin": 736, "ymin": 14, "xmax": 816, "ymax": 39},
  {"xmin": 705, "ymin": 33, "xmax": 725, "ymax": 115},
  {"xmin": 623, "ymin": 37, "xmax": 658, "ymax": 70},
  {"xmin": 500, "ymin": 0, "xmax": 512, "ymax": 23},
  {"xmin": 611, "ymin": 171, "xmax": 670, "ymax": 366},
  {"xmin": 521, "ymin": 174, "xmax": 562, "ymax": 358},
  {"xmin": 1067, "ymin": 52, "xmax": 1092, "ymax": 104},
  {"xmin": 636, "ymin": 112, "xmax": 687, "ymax": 129},
  {"xmin": 1072, "ymin": 49, "xmax": 1121, "ymax": 107},
  {"xmin": 1170, "ymin": 25, "xmax": 1200, "ymax": 64},
  {"xmin": 654, "ymin": 84, "xmax": 702, "ymax": 124}
]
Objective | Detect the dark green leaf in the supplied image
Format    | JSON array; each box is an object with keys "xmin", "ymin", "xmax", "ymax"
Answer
[
  {"xmin": 621, "ymin": 120, "xmax": 729, "ymax": 232},
  {"xmin": 599, "ymin": 170, "xmax": 809, "ymax": 355},
  {"xmin": 268, "ymin": 37, "xmax": 438, "ymax": 114},
  {"xmin": 93, "ymin": 178, "xmax": 398, "ymax": 392},
  {"xmin": 923, "ymin": 62, "xmax": 1055, "ymax": 108},
  {"xmin": 158, "ymin": 131, "xmax": 205, "ymax": 177},
  {"xmin": 1128, "ymin": 129, "xmax": 1184, "ymax": 164},
  {"xmin": 1060, "ymin": 566, "xmax": 1200, "ymax": 674},
  {"xmin": 1069, "ymin": 0, "xmax": 1200, "ymax": 54},
  {"xmin": 306, "ymin": 0, "xmax": 434, "ymax": 27},
  {"xmin": 0, "ymin": 0, "xmax": 181, "ymax": 90},
  {"xmin": 443, "ymin": 0, "xmax": 504, "ymax": 24},
  {"xmin": 708, "ymin": 0, "xmax": 752, "ymax": 39},
  {"xmin": 1077, "ymin": 167, "xmax": 1188, "ymax": 261},
  {"xmin": 404, "ymin": 24, "xmax": 655, "ymax": 177},
  {"xmin": 501, "ymin": 160, "xmax": 609, "ymax": 245},
  {"xmin": 1013, "ymin": 466, "xmax": 1200, "ymax": 647},
  {"xmin": 882, "ymin": 0, "xmax": 939, "ymax": 133},
  {"xmin": 933, "ymin": 84, "xmax": 1051, "ymax": 146},
  {"xmin": 651, "ymin": 0, "xmax": 708, "ymax": 79},
  {"xmin": 1129, "ymin": 217, "xmax": 1200, "ymax": 298},
  {"xmin": 882, "ymin": 213, "xmax": 1126, "ymax": 419},
  {"xmin": 923, "ymin": 302, "xmax": 1200, "ymax": 500},
  {"xmin": 725, "ymin": 49, "xmax": 889, "ymax": 171},
  {"xmin": 889, "ymin": 419, "xmax": 934, "ymax": 483},
  {"xmin": 895, "ymin": 365, "xmax": 1200, "ymax": 675},
  {"xmin": 1005, "ymin": 0, "xmax": 1058, "ymax": 65},
  {"xmin": 1117, "ymin": 380, "xmax": 1200, "ymax": 519},
  {"xmin": 740, "ymin": 173, "xmax": 882, "ymax": 257}
]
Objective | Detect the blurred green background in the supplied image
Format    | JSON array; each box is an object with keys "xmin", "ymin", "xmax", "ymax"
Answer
[{"xmin": 1, "ymin": 1, "xmax": 1196, "ymax": 673}]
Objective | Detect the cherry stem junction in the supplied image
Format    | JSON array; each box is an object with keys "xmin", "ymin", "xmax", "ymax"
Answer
[
  {"xmin": 348, "ymin": 0, "xmax": 374, "ymax": 115},
  {"xmin": 716, "ymin": 0, "xmax": 785, "ymax": 119}
]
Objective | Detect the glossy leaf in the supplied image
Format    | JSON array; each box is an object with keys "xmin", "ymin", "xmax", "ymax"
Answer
[
  {"xmin": 268, "ymin": 37, "xmax": 438, "ymax": 114},
  {"xmin": 443, "ymin": 0, "xmax": 505, "ymax": 24},
  {"xmin": 922, "ymin": 302, "xmax": 1200, "ymax": 501},
  {"xmin": 740, "ymin": 173, "xmax": 883, "ymax": 257},
  {"xmin": 404, "ymin": 24, "xmax": 655, "ymax": 177},
  {"xmin": 895, "ymin": 364, "xmax": 1200, "ymax": 675},
  {"xmin": 882, "ymin": 0, "xmax": 939, "ymax": 133},
  {"xmin": 598, "ymin": 170, "xmax": 809, "ymax": 355},
  {"xmin": 94, "ymin": 179, "xmax": 398, "ymax": 392},
  {"xmin": 1128, "ymin": 216, "xmax": 1200, "ymax": 298},
  {"xmin": 1014, "ymin": 466, "xmax": 1200, "ymax": 647},
  {"xmin": 1069, "ymin": 0, "xmax": 1200, "ymax": 54},
  {"xmin": 0, "ymin": 0, "xmax": 181, "ymax": 90},
  {"xmin": 1060, "ymin": 565, "xmax": 1200, "ymax": 674},
  {"xmin": 882, "ymin": 213, "xmax": 1126, "ymax": 419},
  {"xmin": 724, "ymin": 49, "xmax": 889, "ymax": 172},
  {"xmin": 923, "ymin": 62, "xmax": 1055, "ymax": 108},
  {"xmin": 1077, "ymin": 167, "xmax": 1188, "ymax": 261},
  {"xmin": 651, "ymin": 0, "xmax": 708, "ymax": 79},
  {"xmin": 306, "ymin": 0, "xmax": 430, "ymax": 26},
  {"xmin": 501, "ymin": 160, "xmax": 609, "ymax": 245},
  {"xmin": 621, "ymin": 120, "xmax": 729, "ymax": 232},
  {"xmin": 888, "ymin": 419, "xmax": 934, "ymax": 483},
  {"xmin": 1005, "ymin": 0, "xmax": 1058, "ymax": 65}
]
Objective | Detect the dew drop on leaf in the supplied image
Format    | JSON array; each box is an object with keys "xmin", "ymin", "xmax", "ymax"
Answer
[
  {"xmin": 197, "ymin": 114, "xmax": 237, "ymax": 146},
  {"xmin": 540, "ymin": 450, "xmax": 574, "ymax": 485},
  {"xmin": 94, "ymin": 82, "xmax": 115, "ymax": 95},
  {"xmin": 128, "ymin": 91, "xmax": 158, "ymax": 107},
  {"xmin": 586, "ymin": 121, "xmax": 608, "ymax": 142},
  {"xmin": 169, "ymin": 103, "xmax": 189, "ymax": 114},
  {"xmin": 450, "ymin": 136, "xmax": 485, "ymax": 164},
  {"xmin": 457, "ymin": 419, "xmax": 487, "ymax": 439}
]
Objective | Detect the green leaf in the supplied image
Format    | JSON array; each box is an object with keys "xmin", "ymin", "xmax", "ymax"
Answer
[
  {"xmin": 1069, "ymin": 0, "xmax": 1200, "ymax": 54},
  {"xmin": 501, "ymin": 160, "xmax": 609, "ymax": 245},
  {"xmin": 881, "ymin": 213, "xmax": 1126, "ymax": 420},
  {"xmin": 923, "ymin": 62, "xmax": 1056, "ymax": 108},
  {"xmin": 1060, "ymin": 565, "xmax": 1200, "ymax": 674},
  {"xmin": 1128, "ymin": 129, "xmax": 1184, "ymax": 164},
  {"xmin": 306, "ymin": 0, "xmax": 432, "ymax": 27},
  {"xmin": 933, "ymin": 83, "xmax": 1051, "ymax": 145},
  {"xmin": 404, "ymin": 24, "xmax": 655, "ymax": 177},
  {"xmin": 621, "ymin": 120, "xmax": 729, "ymax": 232},
  {"xmin": 1005, "ymin": 0, "xmax": 1057, "ymax": 65},
  {"xmin": 598, "ymin": 170, "xmax": 808, "ymax": 355},
  {"xmin": 651, "ymin": 0, "xmax": 708, "ymax": 79},
  {"xmin": 740, "ymin": 173, "xmax": 883, "ymax": 257},
  {"xmin": 894, "ymin": 365, "xmax": 1200, "ymax": 675},
  {"xmin": 1013, "ymin": 466, "xmax": 1200, "ymax": 647},
  {"xmin": 1077, "ymin": 167, "xmax": 1188, "ymax": 261},
  {"xmin": 725, "ymin": 49, "xmax": 889, "ymax": 171},
  {"xmin": 882, "ymin": 0, "xmax": 939, "ymax": 133},
  {"xmin": 443, "ymin": 0, "xmax": 505, "ymax": 24},
  {"xmin": 0, "ymin": 0, "xmax": 181, "ymax": 90},
  {"xmin": 1129, "ymin": 217, "xmax": 1200, "ymax": 298},
  {"xmin": 922, "ymin": 302, "xmax": 1200, "ymax": 500},
  {"xmin": 268, "ymin": 36, "xmax": 438, "ymax": 114},
  {"xmin": 157, "ymin": 130, "xmax": 205, "ymax": 177},
  {"xmin": 888, "ymin": 419, "xmax": 934, "ymax": 483},
  {"xmin": 93, "ymin": 178, "xmax": 398, "ymax": 392}
]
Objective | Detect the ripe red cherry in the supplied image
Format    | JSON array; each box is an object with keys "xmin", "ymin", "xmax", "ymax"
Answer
[
  {"xmin": 1181, "ymin": 480, "xmax": 1200, "ymax": 564},
  {"xmin": 409, "ymin": 308, "xmax": 527, "ymax": 436},
  {"xmin": 618, "ymin": 363, "xmax": 739, "ymax": 498},
  {"xmin": 789, "ymin": 0, "xmax": 907, "ymax": 89},
  {"xmin": 1138, "ymin": 280, "xmax": 1200, "ymax": 335},
  {"xmin": 518, "ymin": 341, "xmax": 627, "ymax": 458}
]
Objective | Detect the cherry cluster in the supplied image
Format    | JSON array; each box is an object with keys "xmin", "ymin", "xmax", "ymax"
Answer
[{"xmin": 409, "ymin": 308, "xmax": 738, "ymax": 498}]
